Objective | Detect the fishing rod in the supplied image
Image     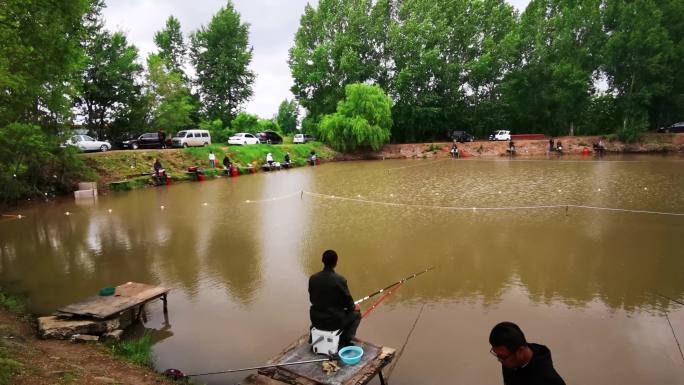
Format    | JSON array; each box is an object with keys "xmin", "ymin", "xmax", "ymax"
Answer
[
  {"xmin": 656, "ymin": 293, "xmax": 684, "ymax": 307},
  {"xmin": 361, "ymin": 282, "xmax": 404, "ymax": 319},
  {"xmin": 164, "ymin": 357, "xmax": 331, "ymax": 379},
  {"xmin": 354, "ymin": 266, "xmax": 435, "ymax": 305}
]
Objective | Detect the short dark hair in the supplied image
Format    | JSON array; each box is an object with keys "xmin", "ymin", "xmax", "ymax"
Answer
[
  {"xmin": 489, "ymin": 322, "xmax": 527, "ymax": 352},
  {"xmin": 322, "ymin": 250, "xmax": 338, "ymax": 267}
]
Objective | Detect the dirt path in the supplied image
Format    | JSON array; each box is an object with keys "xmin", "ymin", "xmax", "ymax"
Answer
[{"xmin": 0, "ymin": 309, "xmax": 173, "ymax": 385}]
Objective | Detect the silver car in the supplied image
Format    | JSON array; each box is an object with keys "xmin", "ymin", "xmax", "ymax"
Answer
[{"xmin": 64, "ymin": 135, "xmax": 111, "ymax": 152}]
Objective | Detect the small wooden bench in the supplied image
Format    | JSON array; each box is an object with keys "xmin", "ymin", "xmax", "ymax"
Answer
[{"xmin": 56, "ymin": 282, "xmax": 169, "ymax": 320}]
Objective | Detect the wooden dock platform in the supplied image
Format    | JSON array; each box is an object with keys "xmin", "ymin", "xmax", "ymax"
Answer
[
  {"xmin": 56, "ymin": 282, "xmax": 169, "ymax": 319},
  {"xmin": 241, "ymin": 335, "xmax": 395, "ymax": 385}
]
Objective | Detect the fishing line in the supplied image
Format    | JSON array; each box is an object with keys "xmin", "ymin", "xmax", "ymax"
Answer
[
  {"xmin": 166, "ymin": 357, "xmax": 331, "ymax": 378},
  {"xmin": 665, "ymin": 311, "xmax": 684, "ymax": 364},
  {"xmin": 243, "ymin": 190, "xmax": 301, "ymax": 204},
  {"xmin": 386, "ymin": 303, "xmax": 425, "ymax": 379},
  {"xmin": 657, "ymin": 293, "xmax": 684, "ymax": 307},
  {"xmin": 385, "ymin": 158, "xmax": 449, "ymax": 172},
  {"xmin": 302, "ymin": 191, "xmax": 684, "ymax": 217}
]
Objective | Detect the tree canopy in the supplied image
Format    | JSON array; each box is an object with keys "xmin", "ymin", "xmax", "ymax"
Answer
[
  {"xmin": 319, "ymin": 83, "xmax": 392, "ymax": 151},
  {"xmin": 290, "ymin": 0, "xmax": 684, "ymax": 142},
  {"xmin": 190, "ymin": 1, "xmax": 255, "ymax": 127}
]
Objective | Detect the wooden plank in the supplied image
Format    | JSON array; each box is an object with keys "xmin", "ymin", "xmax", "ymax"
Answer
[
  {"xmin": 57, "ymin": 282, "xmax": 168, "ymax": 319},
  {"xmin": 241, "ymin": 374, "xmax": 290, "ymax": 385},
  {"xmin": 257, "ymin": 334, "xmax": 394, "ymax": 385}
]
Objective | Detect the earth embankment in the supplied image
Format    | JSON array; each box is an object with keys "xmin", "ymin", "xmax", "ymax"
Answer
[{"xmin": 333, "ymin": 133, "xmax": 684, "ymax": 160}]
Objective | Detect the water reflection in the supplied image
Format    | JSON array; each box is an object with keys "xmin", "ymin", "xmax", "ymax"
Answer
[{"xmin": 0, "ymin": 157, "xmax": 683, "ymax": 385}]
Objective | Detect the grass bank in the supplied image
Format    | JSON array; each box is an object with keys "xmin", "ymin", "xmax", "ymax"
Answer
[
  {"xmin": 0, "ymin": 287, "xmax": 174, "ymax": 385},
  {"xmin": 109, "ymin": 333, "xmax": 153, "ymax": 367},
  {"xmin": 83, "ymin": 141, "xmax": 335, "ymax": 191}
]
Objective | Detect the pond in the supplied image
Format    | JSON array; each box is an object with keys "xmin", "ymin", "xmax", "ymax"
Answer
[{"xmin": 1, "ymin": 155, "xmax": 683, "ymax": 384}]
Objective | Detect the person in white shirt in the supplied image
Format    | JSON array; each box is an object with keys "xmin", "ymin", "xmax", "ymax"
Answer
[
  {"xmin": 208, "ymin": 151, "xmax": 216, "ymax": 168},
  {"xmin": 266, "ymin": 152, "xmax": 274, "ymax": 167}
]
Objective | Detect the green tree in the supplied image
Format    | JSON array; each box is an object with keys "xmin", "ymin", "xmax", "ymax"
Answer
[
  {"xmin": 0, "ymin": 123, "xmax": 92, "ymax": 202},
  {"xmin": 258, "ymin": 119, "xmax": 280, "ymax": 133},
  {"xmin": 319, "ymin": 83, "xmax": 392, "ymax": 151},
  {"xmin": 190, "ymin": 1, "xmax": 255, "ymax": 126},
  {"xmin": 0, "ymin": 0, "xmax": 91, "ymax": 127},
  {"xmin": 276, "ymin": 99, "xmax": 299, "ymax": 133},
  {"xmin": 77, "ymin": 25, "xmax": 144, "ymax": 140},
  {"xmin": 650, "ymin": 0, "xmax": 684, "ymax": 128},
  {"xmin": 501, "ymin": 0, "xmax": 604, "ymax": 137},
  {"xmin": 154, "ymin": 16, "xmax": 186, "ymax": 75},
  {"xmin": 199, "ymin": 118, "xmax": 232, "ymax": 142},
  {"xmin": 231, "ymin": 112, "xmax": 260, "ymax": 133},
  {"xmin": 146, "ymin": 54, "xmax": 193, "ymax": 133},
  {"xmin": 603, "ymin": 0, "xmax": 673, "ymax": 142},
  {"xmin": 288, "ymin": 0, "xmax": 388, "ymax": 122},
  {"xmin": 387, "ymin": 0, "xmax": 517, "ymax": 141}
]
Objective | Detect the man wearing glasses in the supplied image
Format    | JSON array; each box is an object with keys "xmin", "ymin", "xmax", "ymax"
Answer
[{"xmin": 489, "ymin": 322, "xmax": 565, "ymax": 385}]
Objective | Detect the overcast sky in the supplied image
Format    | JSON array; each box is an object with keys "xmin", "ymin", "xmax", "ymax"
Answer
[{"xmin": 103, "ymin": 0, "xmax": 530, "ymax": 119}]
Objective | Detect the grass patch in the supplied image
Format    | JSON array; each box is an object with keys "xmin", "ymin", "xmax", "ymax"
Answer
[
  {"xmin": 184, "ymin": 142, "xmax": 333, "ymax": 169},
  {"xmin": 58, "ymin": 371, "xmax": 78, "ymax": 384},
  {"xmin": 424, "ymin": 143, "xmax": 441, "ymax": 153},
  {"xmin": 0, "ymin": 293, "xmax": 25, "ymax": 316},
  {"xmin": 0, "ymin": 347, "xmax": 22, "ymax": 385},
  {"xmin": 109, "ymin": 176, "xmax": 150, "ymax": 191},
  {"xmin": 109, "ymin": 333, "xmax": 153, "ymax": 367}
]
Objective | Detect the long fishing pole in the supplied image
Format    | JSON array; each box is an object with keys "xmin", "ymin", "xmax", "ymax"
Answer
[
  {"xmin": 656, "ymin": 293, "xmax": 684, "ymax": 307},
  {"xmin": 664, "ymin": 311, "xmax": 684, "ymax": 364},
  {"xmin": 166, "ymin": 358, "xmax": 331, "ymax": 379},
  {"xmin": 361, "ymin": 283, "xmax": 404, "ymax": 319},
  {"xmin": 354, "ymin": 266, "xmax": 435, "ymax": 305}
]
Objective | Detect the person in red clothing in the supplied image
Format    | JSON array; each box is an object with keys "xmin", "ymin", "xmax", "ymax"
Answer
[{"xmin": 489, "ymin": 322, "xmax": 566, "ymax": 385}]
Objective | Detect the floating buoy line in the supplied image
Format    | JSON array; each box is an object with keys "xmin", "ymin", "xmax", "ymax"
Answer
[{"xmin": 3, "ymin": 186, "xmax": 682, "ymax": 222}]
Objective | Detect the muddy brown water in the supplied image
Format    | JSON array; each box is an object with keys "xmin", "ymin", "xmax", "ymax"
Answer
[{"xmin": 1, "ymin": 155, "xmax": 684, "ymax": 384}]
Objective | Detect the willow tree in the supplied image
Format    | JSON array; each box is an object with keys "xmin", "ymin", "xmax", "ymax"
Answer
[
  {"xmin": 288, "ymin": 0, "xmax": 390, "ymax": 126},
  {"xmin": 319, "ymin": 83, "xmax": 392, "ymax": 151}
]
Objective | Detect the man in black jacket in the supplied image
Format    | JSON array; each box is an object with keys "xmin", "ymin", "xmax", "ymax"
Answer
[
  {"xmin": 489, "ymin": 322, "xmax": 566, "ymax": 385},
  {"xmin": 308, "ymin": 250, "xmax": 361, "ymax": 347}
]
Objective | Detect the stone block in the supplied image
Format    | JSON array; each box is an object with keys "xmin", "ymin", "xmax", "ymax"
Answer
[
  {"xmin": 71, "ymin": 334, "xmax": 99, "ymax": 343},
  {"xmin": 74, "ymin": 189, "xmax": 97, "ymax": 199},
  {"xmin": 78, "ymin": 182, "xmax": 97, "ymax": 190},
  {"xmin": 102, "ymin": 329, "xmax": 123, "ymax": 342},
  {"xmin": 38, "ymin": 316, "xmax": 108, "ymax": 340}
]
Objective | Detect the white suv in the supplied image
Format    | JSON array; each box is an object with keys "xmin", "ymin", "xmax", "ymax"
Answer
[
  {"xmin": 293, "ymin": 133, "xmax": 316, "ymax": 144},
  {"xmin": 172, "ymin": 129, "xmax": 211, "ymax": 148},
  {"xmin": 489, "ymin": 130, "xmax": 511, "ymax": 141}
]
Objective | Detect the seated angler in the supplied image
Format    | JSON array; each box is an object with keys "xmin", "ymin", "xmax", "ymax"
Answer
[
  {"xmin": 308, "ymin": 250, "xmax": 361, "ymax": 349},
  {"xmin": 222, "ymin": 154, "xmax": 232, "ymax": 174},
  {"xmin": 153, "ymin": 158, "xmax": 167, "ymax": 181}
]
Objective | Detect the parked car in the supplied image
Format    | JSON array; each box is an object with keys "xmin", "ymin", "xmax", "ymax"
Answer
[
  {"xmin": 171, "ymin": 129, "xmax": 211, "ymax": 148},
  {"xmin": 451, "ymin": 131, "xmax": 475, "ymax": 143},
  {"xmin": 121, "ymin": 132, "xmax": 165, "ymax": 150},
  {"xmin": 293, "ymin": 133, "xmax": 316, "ymax": 144},
  {"xmin": 228, "ymin": 132, "xmax": 260, "ymax": 145},
  {"xmin": 658, "ymin": 122, "xmax": 684, "ymax": 133},
  {"xmin": 63, "ymin": 135, "xmax": 111, "ymax": 152},
  {"xmin": 489, "ymin": 130, "xmax": 511, "ymax": 141},
  {"xmin": 255, "ymin": 131, "xmax": 283, "ymax": 144}
]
